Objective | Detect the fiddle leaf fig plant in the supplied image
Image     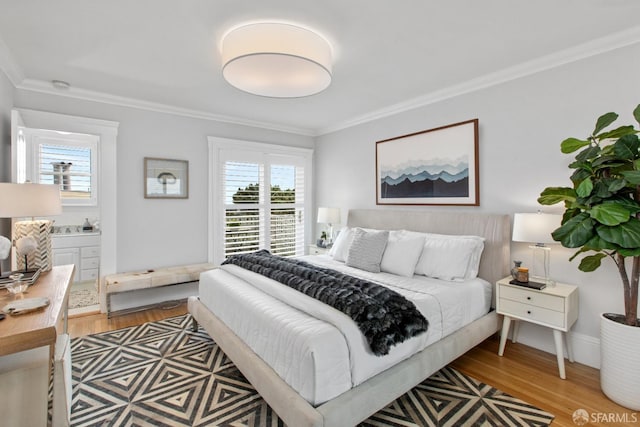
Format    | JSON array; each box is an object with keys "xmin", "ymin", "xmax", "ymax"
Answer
[{"xmin": 538, "ymin": 104, "xmax": 640, "ymax": 327}]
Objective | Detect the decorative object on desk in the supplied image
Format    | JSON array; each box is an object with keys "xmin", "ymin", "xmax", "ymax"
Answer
[
  {"xmin": 376, "ymin": 119, "xmax": 479, "ymax": 206},
  {"xmin": 0, "ymin": 269, "xmax": 40, "ymax": 288},
  {"xmin": 15, "ymin": 236, "xmax": 37, "ymax": 271},
  {"xmin": 538, "ymin": 104, "xmax": 640, "ymax": 410},
  {"xmin": 0, "ymin": 235, "xmax": 10, "ymax": 278},
  {"xmin": 510, "ymin": 260, "xmax": 522, "ymax": 280},
  {"xmin": 144, "ymin": 157, "xmax": 188, "ymax": 199},
  {"xmin": 2, "ymin": 297, "xmax": 50, "ymax": 315},
  {"xmin": 317, "ymin": 207, "xmax": 340, "ymax": 243},
  {"xmin": 512, "ymin": 212, "xmax": 560, "ymax": 285},
  {"xmin": 5, "ymin": 273, "xmax": 28, "ymax": 295},
  {"xmin": 0, "ymin": 183, "xmax": 62, "ymax": 272}
]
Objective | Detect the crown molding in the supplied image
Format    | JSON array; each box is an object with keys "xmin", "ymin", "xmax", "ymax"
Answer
[
  {"xmin": 15, "ymin": 78, "xmax": 316, "ymax": 137},
  {"xmin": 318, "ymin": 25, "xmax": 640, "ymax": 136},
  {"xmin": 4, "ymin": 26, "xmax": 640, "ymax": 138},
  {"xmin": 0, "ymin": 35, "xmax": 24, "ymax": 85}
]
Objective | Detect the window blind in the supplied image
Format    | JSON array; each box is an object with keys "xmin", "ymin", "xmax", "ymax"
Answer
[
  {"xmin": 38, "ymin": 143, "xmax": 93, "ymax": 200},
  {"xmin": 219, "ymin": 153, "xmax": 308, "ymax": 260}
]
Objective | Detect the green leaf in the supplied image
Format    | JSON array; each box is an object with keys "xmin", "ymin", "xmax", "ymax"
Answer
[
  {"xmin": 597, "ymin": 217, "xmax": 640, "ymax": 248},
  {"xmin": 578, "ymin": 253, "xmax": 607, "ymax": 272},
  {"xmin": 552, "ymin": 212, "xmax": 595, "ymax": 247},
  {"xmin": 593, "ymin": 112, "xmax": 618, "ymax": 135},
  {"xmin": 597, "ymin": 125, "xmax": 636, "ymax": 141},
  {"xmin": 576, "ymin": 178, "xmax": 593, "ymax": 198},
  {"xmin": 575, "ymin": 145, "xmax": 601, "ymax": 161},
  {"xmin": 605, "ymin": 196, "xmax": 640, "ymax": 214},
  {"xmin": 538, "ymin": 187, "xmax": 576, "ymax": 205},
  {"xmin": 561, "ymin": 137, "xmax": 590, "ymax": 154},
  {"xmin": 590, "ymin": 203, "xmax": 630, "ymax": 226},
  {"xmin": 584, "ymin": 234, "xmax": 618, "ymax": 251},
  {"xmin": 619, "ymin": 247, "xmax": 640, "ymax": 257},
  {"xmin": 569, "ymin": 246, "xmax": 592, "ymax": 262},
  {"xmin": 607, "ymin": 178, "xmax": 627, "ymax": 192},
  {"xmin": 613, "ymin": 134, "xmax": 640, "ymax": 160},
  {"xmin": 621, "ymin": 170, "xmax": 640, "ymax": 185},
  {"xmin": 592, "ymin": 180, "xmax": 612, "ymax": 199},
  {"xmin": 634, "ymin": 104, "xmax": 640, "ymax": 125}
]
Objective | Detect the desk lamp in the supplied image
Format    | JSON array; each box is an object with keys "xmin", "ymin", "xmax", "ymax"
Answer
[{"xmin": 0, "ymin": 183, "xmax": 62, "ymax": 273}]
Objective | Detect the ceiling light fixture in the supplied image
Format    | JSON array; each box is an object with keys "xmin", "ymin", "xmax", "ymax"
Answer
[{"xmin": 221, "ymin": 22, "xmax": 332, "ymax": 98}]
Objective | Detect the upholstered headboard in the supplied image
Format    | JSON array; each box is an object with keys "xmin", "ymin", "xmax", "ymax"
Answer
[{"xmin": 346, "ymin": 209, "xmax": 511, "ymax": 286}]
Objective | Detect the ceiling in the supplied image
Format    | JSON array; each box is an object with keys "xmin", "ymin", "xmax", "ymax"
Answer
[{"xmin": 1, "ymin": 1, "xmax": 640, "ymax": 136}]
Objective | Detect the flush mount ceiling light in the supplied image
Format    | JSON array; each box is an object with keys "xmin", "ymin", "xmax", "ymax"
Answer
[{"xmin": 221, "ymin": 22, "xmax": 332, "ymax": 98}]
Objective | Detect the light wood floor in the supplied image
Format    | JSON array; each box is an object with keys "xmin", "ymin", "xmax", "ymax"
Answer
[{"xmin": 68, "ymin": 305, "xmax": 632, "ymax": 426}]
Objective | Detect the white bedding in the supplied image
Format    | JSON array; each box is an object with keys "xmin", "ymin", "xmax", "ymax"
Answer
[{"xmin": 198, "ymin": 254, "xmax": 491, "ymax": 406}]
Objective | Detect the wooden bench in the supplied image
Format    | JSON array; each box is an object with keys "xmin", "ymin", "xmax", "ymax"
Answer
[{"xmin": 103, "ymin": 263, "xmax": 216, "ymax": 317}]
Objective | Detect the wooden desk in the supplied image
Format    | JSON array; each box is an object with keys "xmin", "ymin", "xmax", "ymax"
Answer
[
  {"xmin": 0, "ymin": 264, "xmax": 74, "ymax": 356},
  {"xmin": 0, "ymin": 264, "xmax": 74, "ymax": 426}
]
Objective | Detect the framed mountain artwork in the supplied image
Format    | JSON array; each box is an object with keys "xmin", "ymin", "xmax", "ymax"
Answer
[{"xmin": 376, "ymin": 119, "xmax": 479, "ymax": 206}]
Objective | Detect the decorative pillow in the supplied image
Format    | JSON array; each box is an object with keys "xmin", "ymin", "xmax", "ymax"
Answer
[
  {"xmin": 329, "ymin": 227, "xmax": 355, "ymax": 262},
  {"xmin": 346, "ymin": 228, "xmax": 389, "ymax": 273},
  {"xmin": 380, "ymin": 230, "xmax": 426, "ymax": 277},
  {"xmin": 414, "ymin": 234, "xmax": 485, "ymax": 281}
]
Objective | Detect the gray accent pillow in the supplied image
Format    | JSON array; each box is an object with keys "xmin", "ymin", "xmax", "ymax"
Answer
[{"xmin": 346, "ymin": 228, "xmax": 389, "ymax": 273}]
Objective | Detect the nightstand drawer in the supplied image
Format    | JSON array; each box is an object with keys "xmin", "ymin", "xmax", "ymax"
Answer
[
  {"xmin": 500, "ymin": 285, "xmax": 565, "ymax": 312},
  {"xmin": 498, "ymin": 298, "xmax": 565, "ymax": 328}
]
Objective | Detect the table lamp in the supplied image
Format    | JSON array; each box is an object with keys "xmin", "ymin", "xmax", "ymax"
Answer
[
  {"xmin": 0, "ymin": 183, "xmax": 62, "ymax": 273},
  {"xmin": 512, "ymin": 212, "xmax": 561, "ymax": 285},
  {"xmin": 317, "ymin": 207, "xmax": 341, "ymax": 244}
]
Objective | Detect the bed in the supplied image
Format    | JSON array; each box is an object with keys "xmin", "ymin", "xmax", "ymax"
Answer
[{"xmin": 188, "ymin": 209, "xmax": 510, "ymax": 426}]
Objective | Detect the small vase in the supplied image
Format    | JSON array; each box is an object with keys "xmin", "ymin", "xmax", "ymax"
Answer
[{"xmin": 511, "ymin": 261, "xmax": 522, "ymax": 280}]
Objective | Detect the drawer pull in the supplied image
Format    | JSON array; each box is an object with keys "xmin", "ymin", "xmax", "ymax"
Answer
[
  {"xmin": 527, "ymin": 296, "xmax": 531, "ymax": 300},
  {"xmin": 527, "ymin": 310, "xmax": 532, "ymax": 315}
]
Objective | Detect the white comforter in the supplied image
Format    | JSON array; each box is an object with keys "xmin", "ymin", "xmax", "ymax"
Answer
[{"xmin": 198, "ymin": 255, "xmax": 491, "ymax": 405}]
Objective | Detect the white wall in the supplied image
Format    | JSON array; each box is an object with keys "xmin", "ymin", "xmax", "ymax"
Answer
[
  {"xmin": 314, "ymin": 43, "xmax": 640, "ymax": 368},
  {"xmin": 12, "ymin": 90, "xmax": 314, "ymax": 273}
]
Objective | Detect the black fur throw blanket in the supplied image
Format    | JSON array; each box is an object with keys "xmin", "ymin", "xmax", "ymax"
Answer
[{"xmin": 222, "ymin": 250, "xmax": 429, "ymax": 356}]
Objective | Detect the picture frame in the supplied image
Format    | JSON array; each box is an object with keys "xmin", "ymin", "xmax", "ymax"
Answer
[
  {"xmin": 144, "ymin": 157, "xmax": 189, "ymax": 199},
  {"xmin": 376, "ymin": 119, "xmax": 479, "ymax": 206}
]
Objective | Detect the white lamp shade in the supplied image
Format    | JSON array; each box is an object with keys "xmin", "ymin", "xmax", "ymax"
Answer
[
  {"xmin": 0, "ymin": 183, "xmax": 62, "ymax": 218},
  {"xmin": 222, "ymin": 23, "xmax": 332, "ymax": 98},
  {"xmin": 512, "ymin": 213, "xmax": 561, "ymax": 244},
  {"xmin": 317, "ymin": 207, "xmax": 341, "ymax": 224}
]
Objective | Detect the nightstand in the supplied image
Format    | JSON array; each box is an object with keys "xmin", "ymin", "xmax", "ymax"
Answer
[
  {"xmin": 496, "ymin": 277, "xmax": 578, "ymax": 379},
  {"xmin": 307, "ymin": 245, "xmax": 329, "ymax": 255}
]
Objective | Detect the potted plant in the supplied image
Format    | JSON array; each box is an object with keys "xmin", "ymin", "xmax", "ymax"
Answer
[{"xmin": 538, "ymin": 104, "xmax": 640, "ymax": 410}]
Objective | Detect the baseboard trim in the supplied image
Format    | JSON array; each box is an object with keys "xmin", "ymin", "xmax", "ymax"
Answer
[{"xmin": 508, "ymin": 323, "xmax": 601, "ymax": 369}]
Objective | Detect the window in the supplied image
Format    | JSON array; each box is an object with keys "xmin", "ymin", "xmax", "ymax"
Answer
[
  {"xmin": 209, "ymin": 138, "xmax": 312, "ymax": 264},
  {"xmin": 17, "ymin": 128, "xmax": 99, "ymax": 206}
]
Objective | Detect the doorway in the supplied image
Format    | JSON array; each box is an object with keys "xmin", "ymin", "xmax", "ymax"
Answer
[{"xmin": 11, "ymin": 108, "xmax": 118, "ymax": 314}]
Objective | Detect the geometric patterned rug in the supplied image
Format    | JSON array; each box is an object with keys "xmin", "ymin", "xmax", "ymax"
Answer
[{"xmin": 70, "ymin": 315, "xmax": 555, "ymax": 427}]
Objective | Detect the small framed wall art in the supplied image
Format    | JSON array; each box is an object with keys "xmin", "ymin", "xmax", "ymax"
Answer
[
  {"xmin": 144, "ymin": 157, "xmax": 189, "ymax": 199},
  {"xmin": 376, "ymin": 119, "xmax": 479, "ymax": 206}
]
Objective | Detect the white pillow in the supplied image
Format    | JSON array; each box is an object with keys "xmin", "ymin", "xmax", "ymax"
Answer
[
  {"xmin": 329, "ymin": 227, "xmax": 355, "ymax": 262},
  {"xmin": 380, "ymin": 230, "xmax": 426, "ymax": 277},
  {"xmin": 414, "ymin": 233, "xmax": 485, "ymax": 281},
  {"xmin": 345, "ymin": 228, "xmax": 389, "ymax": 273}
]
